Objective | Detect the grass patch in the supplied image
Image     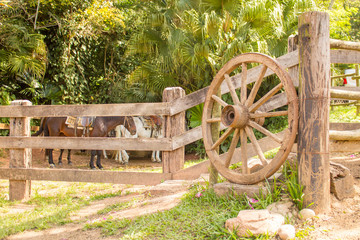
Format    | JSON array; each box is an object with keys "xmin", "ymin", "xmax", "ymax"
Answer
[
  {"xmin": 330, "ymin": 105, "xmax": 360, "ymax": 122},
  {"xmin": 88, "ymin": 183, "xmax": 282, "ymax": 240},
  {"xmin": 0, "ymin": 181, "xmax": 127, "ymax": 239}
]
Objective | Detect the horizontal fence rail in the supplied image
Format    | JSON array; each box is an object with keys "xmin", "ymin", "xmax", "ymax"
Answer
[
  {"xmin": 0, "ymin": 168, "xmax": 172, "ymax": 185},
  {"xmin": 0, "ymin": 137, "xmax": 173, "ymax": 151},
  {"xmin": 0, "ymin": 102, "xmax": 170, "ymax": 118}
]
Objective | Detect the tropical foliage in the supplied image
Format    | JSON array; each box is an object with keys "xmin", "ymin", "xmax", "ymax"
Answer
[{"xmin": 127, "ymin": 0, "xmax": 317, "ymax": 102}]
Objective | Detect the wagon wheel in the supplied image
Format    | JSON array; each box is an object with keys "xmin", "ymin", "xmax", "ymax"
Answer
[{"xmin": 202, "ymin": 53, "xmax": 298, "ymax": 185}]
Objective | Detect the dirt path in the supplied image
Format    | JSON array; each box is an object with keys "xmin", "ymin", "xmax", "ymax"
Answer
[{"xmin": 5, "ymin": 179, "xmax": 196, "ymax": 240}]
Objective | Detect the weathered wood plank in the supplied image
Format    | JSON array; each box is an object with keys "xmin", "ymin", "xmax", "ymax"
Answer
[
  {"xmin": 0, "ymin": 103, "xmax": 169, "ymax": 118},
  {"xmin": 172, "ymin": 160, "xmax": 210, "ymax": 180},
  {"xmin": 0, "ymin": 168, "xmax": 172, "ymax": 185},
  {"xmin": 330, "ymin": 39, "xmax": 360, "ymax": 51},
  {"xmin": 330, "ymin": 122, "xmax": 360, "ymax": 131},
  {"xmin": 330, "ymin": 129, "xmax": 360, "ymax": 140},
  {"xmin": 330, "ymin": 88, "xmax": 360, "ymax": 100},
  {"xmin": 331, "ymin": 86, "xmax": 360, "ymax": 92},
  {"xmin": 0, "ymin": 123, "xmax": 39, "ymax": 131},
  {"xmin": 330, "ymin": 140, "xmax": 360, "ymax": 153},
  {"xmin": 0, "ymin": 136, "xmax": 172, "ymax": 151},
  {"xmin": 331, "ymin": 49, "xmax": 360, "ymax": 64},
  {"xmin": 169, "ymin": 50, "xmax": 299, "ymax": 116}
]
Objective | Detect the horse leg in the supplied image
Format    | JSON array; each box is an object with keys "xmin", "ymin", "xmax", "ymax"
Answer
[
  {"xmin": 96, "ymin": 150, "xmax": 103, "ymax": 169},
  {"xmin": 90, "ymin": 150, "xmax": 96, "ymax": 169},
  {"xmin": 151, "ymin": 151, "xmax": 156, "ymax": 162},
  {"xmin": 103, "ymin": 150, "xmax": 108, "ymax": 159},
  {"xmin": 116, "ymin": 150, "xmax": 124, "ymax": 164},
  {"xmin": 58, "ymin": 149, "xmax": 64, "ymax": 166},
  {"xmin": 156, "ymin": 150, "xmax": 161, "ymax": 162},
  {"xmin": 67, "ymin": 149, "xmax": 72, "ymax": 165},
  {"xmin": 47, "ymin": 149, "xmax": 56, "ymax": 168},
  {"xmin": 123, "ymin": 150, "xmax": 129, "ymax": 164}
]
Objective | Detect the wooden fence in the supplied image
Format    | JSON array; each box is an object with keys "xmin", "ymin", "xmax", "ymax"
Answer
[{"xmin": 1, "ymin": 12, "xmax": 360, "ymax": 210}]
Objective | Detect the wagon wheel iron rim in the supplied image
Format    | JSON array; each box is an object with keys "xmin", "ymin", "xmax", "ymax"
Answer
[{"xmin": 202, "ymin": 53, "xmax": 299, "ymax": 185}]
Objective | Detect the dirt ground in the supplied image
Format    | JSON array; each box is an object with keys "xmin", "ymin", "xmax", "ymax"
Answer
[{"xmin": 1, "ymin": 149, "xmax": 360, "ymax": 239}]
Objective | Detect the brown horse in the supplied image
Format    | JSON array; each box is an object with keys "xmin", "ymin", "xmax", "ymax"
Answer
[{"xmin": 34, "ymin": 116, "xmax": 136, "ymax": 169}]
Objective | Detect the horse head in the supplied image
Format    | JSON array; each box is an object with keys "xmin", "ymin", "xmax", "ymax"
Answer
[{"xmin": 124, "ymin": 116, "xmax": 137, "ymax": 135}]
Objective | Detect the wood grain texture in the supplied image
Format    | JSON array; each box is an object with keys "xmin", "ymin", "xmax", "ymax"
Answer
[
  {"xmin": 330, "ymin": 49, "xmax": 360, "ymax": 64},
  {"xmin": 9, "ymin": 100, "xmax": 32, "ymax": 201},
  {"xmin": 0, "ymin": 136, "xmax": 172, "ymax": 151},
  {"xmin": 0, "ymin": 102, "xmax": 169, "ymax": 117},
  {"xmin": 162, "ymin": 87, "xmax": 186, "ymax": 174},
  {"xmin": 0, "ymin": 168, "xmax": 171, "ymax": 185},
  {"xmin": 298, "ymin": 11, "xmax": 331, "ymax": 214},
  {"xmin": 288, "ymin": 35, "xmax": 299, "ymax": 87}
]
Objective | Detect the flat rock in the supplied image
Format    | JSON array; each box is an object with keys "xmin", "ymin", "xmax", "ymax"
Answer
[
  {"xmin": 213, "ymin": 182, "xmax": 268, "ymax": 198},
  {"xmin": 225, "ymin": 209, "xmax": 284, "ymax": 237},
  {"xmin": 330, "ymin": 162, "xmax": 355, "ymax": 200},
  {"xmin": 266, "ymin": 200, "xmax": 298, "ymax": 218}
]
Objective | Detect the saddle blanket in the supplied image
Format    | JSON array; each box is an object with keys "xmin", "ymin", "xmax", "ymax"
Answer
[{"xmin": 65, "ymin": 116, "xmax": 95, "ymax": 130}]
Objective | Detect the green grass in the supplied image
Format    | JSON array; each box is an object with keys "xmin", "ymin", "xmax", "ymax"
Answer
[
  {"xmin": 330, "ymin": 105, "xmax": 360, "ymax": 122},
  {"xmin": 0, "ymin": 180, "xmax": 129, "ymax": 239},
  {"xmin": 85, "ymin": 181, "xmax": 286, "ymax": 240}
]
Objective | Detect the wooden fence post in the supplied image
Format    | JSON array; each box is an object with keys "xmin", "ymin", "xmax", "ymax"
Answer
[
  {"xmin": 9, "ymin": 100, "xmax": 32, "ymax": 201},
  {"xmin": 162, "ymin": 87, "xmax": 186, "ymax": 174},
  {"xmin": 298, "ymin": 12, "xmax": 331, "ymax": 213}
]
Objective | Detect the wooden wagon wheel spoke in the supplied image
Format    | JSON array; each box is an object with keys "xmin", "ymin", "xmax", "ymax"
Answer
[
  {"xmin": 249, "ymin": 82, "xmax": 283, "ymax": 113},
  {"xmin": 224, "ymin": 74, "xmax": 241, "ymax": 106},
  {"xmin": 202, "ymin": 52, "xmax": 298, "ymax": 185},
  {"xmin": 246, "ymin": 65, "xmax": 268, "ymax": 107},
  {"xmin": 245, "ymin": 126, "xmax": 268, "ymax": 166},
  {"xmin": 241, "ymin": 63, "xmax": 247, "ymax": 104},
  {"xmin": 211, "ymin": 94, "xmax": 228, "ymax": 107},
  {"xmin": 211, "ymin": 127, "xmax": 234, "ymax": 150},
  {"xmin": 248, "ymin": 120, "xmax": 283, "ymax": 143},
  {"xmin": 206, "ymin": 117, "xmax": 222, "ymax": 123},
  {"xmin": 240, "ymin": 128, "xmax": 249, "ymax": 174},
  {"xmin": 224, "ymin": 128, "xmax": 240, "ymax": 168},
  {"xmin": 249, "ymin": 110, "xmax": 288, "ymax": 118}
]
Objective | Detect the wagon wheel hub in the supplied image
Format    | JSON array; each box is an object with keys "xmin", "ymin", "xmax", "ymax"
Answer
[{"xmin": 221, "ymin": 105, "xmax": 249, "ymax": 129}]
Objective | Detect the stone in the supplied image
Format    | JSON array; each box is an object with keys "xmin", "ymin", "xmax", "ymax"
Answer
[
  {"xmin": 299, "ymin": 208, "xmax": 315, "ymax": 220},
  {"xmin": 330, "ymin": 162, "xmax": 355, "ymax": 200},
  {"xmin": 330, "ymin": 157, "xmax": 360, "ymax": 178},
  {"xmin": 266, "ymin": 200, "xmax": 297, "ymax": 218},
  {"xmin": 278, "ymin": 224, "xmax": 296, "ymax": 240},
  {"xmin": 213, "ymin": 182, "xmax": 268, "ymax": 198},
  {"xmin": 225, "ymin": 209, "xmax": 284, "ymax": 237}
]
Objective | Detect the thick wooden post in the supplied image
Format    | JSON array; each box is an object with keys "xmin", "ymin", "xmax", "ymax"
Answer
[
  {"xmin": 162, "ymin": 87, "xmax": 186, "ymax": 174},
  {"xmin": 298, "ymin": 12, "xmax": 331, "ymax": 213},
  {"xmin": 9, "ymin": 100, "xmax": 32, "ymax": 201}
]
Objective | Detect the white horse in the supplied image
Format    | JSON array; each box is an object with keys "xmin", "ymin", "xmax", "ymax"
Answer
[{"xmin": 114, "ymin": 116, "xmax": 163, "ymax": 164}]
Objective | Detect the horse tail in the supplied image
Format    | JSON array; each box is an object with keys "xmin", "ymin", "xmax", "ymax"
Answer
[{"xmin": 32, "ymin": 117, "xmax": 47, "ymax": 136}]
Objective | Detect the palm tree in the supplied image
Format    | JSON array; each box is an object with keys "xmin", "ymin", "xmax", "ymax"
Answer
[
  {"xmin": 126, "ymin": 0, "xmax": 315, "ymax": 102},
  {"xmin": 0, "ymin": 21, "xmax": 47, "ymax": 104}
]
